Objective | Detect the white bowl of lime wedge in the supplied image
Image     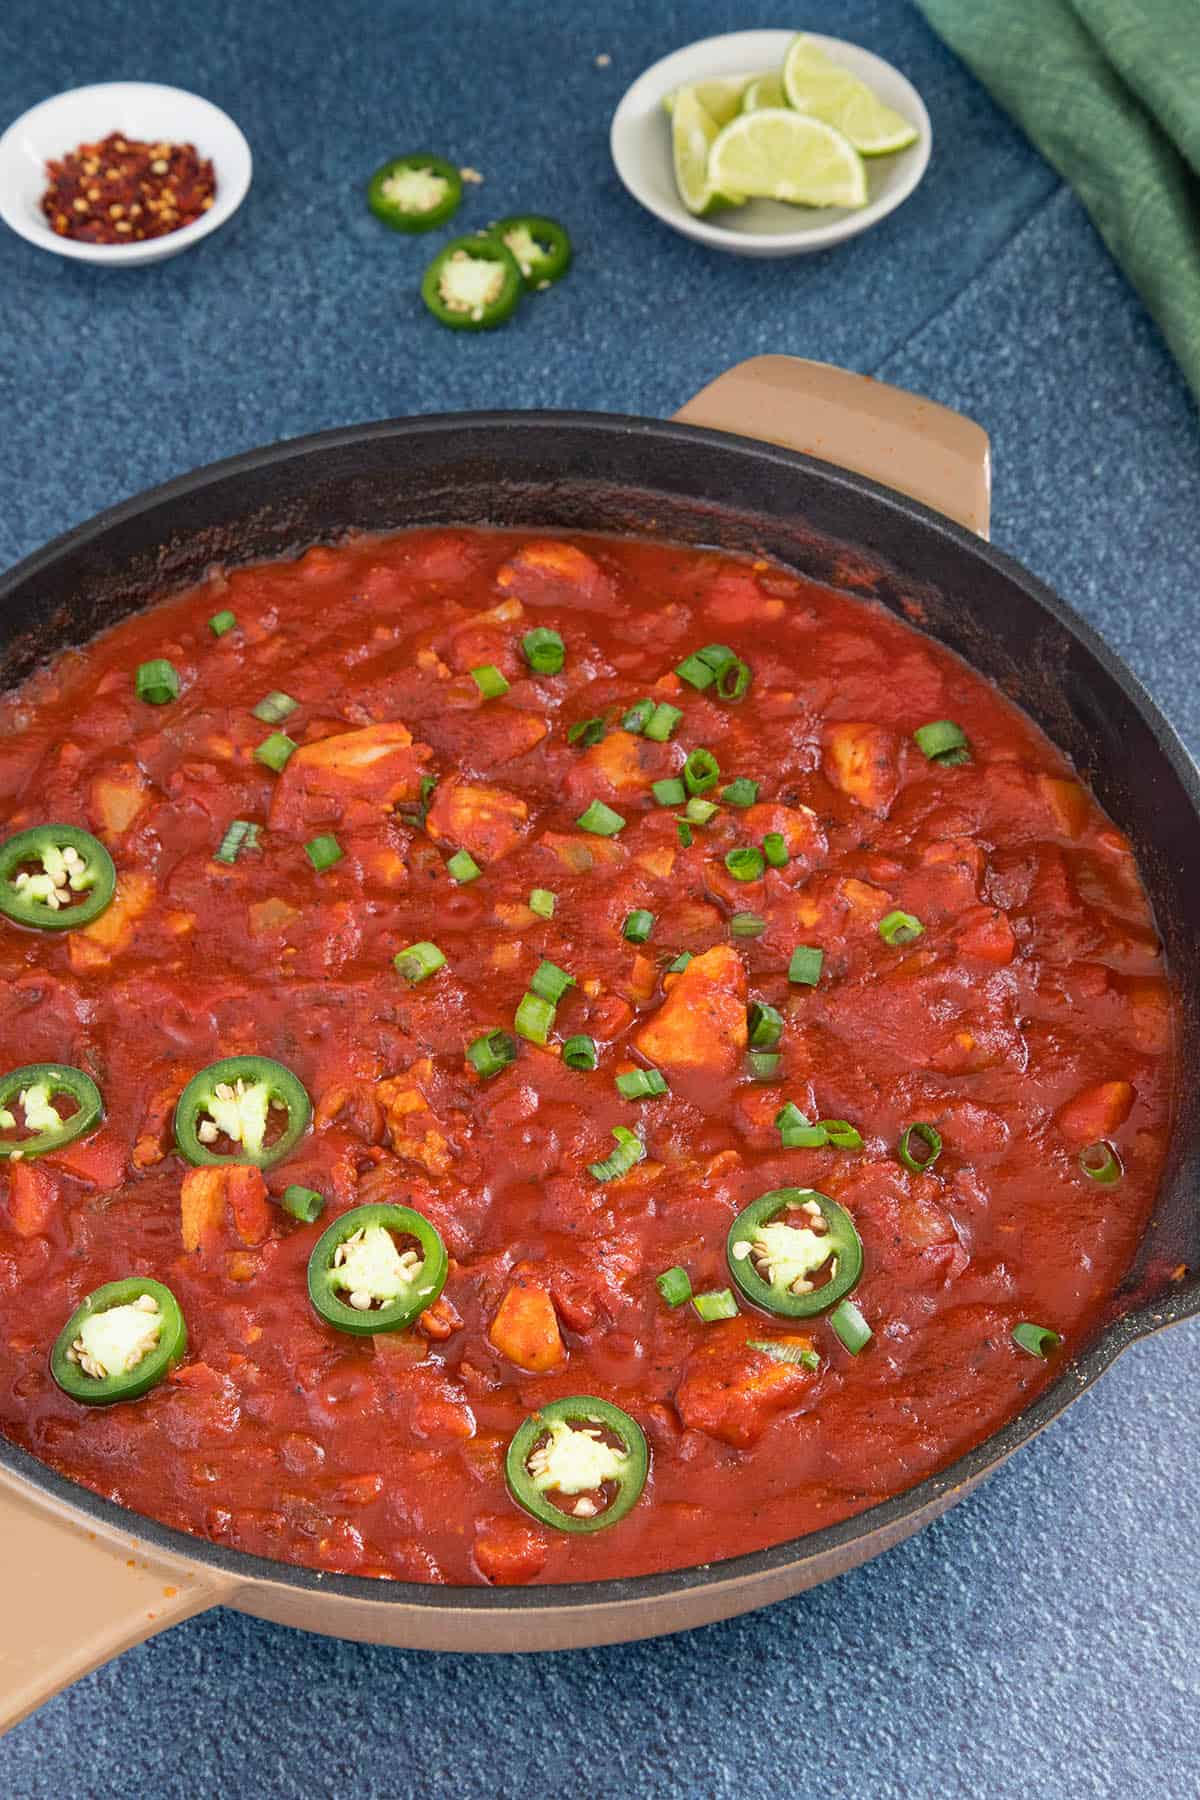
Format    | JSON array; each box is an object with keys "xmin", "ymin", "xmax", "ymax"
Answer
[{"xmin": 610, "ymin": 30, "xmax": 931, "ymax": 257}]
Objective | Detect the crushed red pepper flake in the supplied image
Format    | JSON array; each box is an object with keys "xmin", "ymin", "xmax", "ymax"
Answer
[{"xmin": 41, "ymin": 133, "xmax": 216, "ymax": 244}]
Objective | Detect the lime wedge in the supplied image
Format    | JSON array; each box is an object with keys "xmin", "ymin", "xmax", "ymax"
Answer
[
  {"xmin": 782, "ymin": 35, "xmax": 918, "ymax": 156},
  {"xmin": 671, "ymin": 89, "xmax": 745, "ymax": 216},
  {"xmin": 663, "ymin": 77, "xmax": 749, "ymax": 129},
  {"xmin": 708, "ymin": 109, "xmax": 867, "ymax": 209},
  {"xmin": 741, "ymin": 73, "xmax": 786, "ymax": 113}
]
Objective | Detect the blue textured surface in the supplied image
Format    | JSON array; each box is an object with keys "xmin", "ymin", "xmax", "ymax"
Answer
[{"xmin": 2, "ymin": 1, "xmax": 1199, "ymax": 1794}]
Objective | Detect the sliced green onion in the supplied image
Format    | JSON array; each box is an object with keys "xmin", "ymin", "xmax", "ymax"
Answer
[
  {"xmin": 683, "ymin": 798, "xmax": 719, "ymax": 824},
  {"xmin": 879, "ymin": 910, "xmax": 924, "ymax": 946},
  {"xmin": 692, "ymin": 1287, "xmax": 738, "ymax": 1322},
  {"xmin": 563, "ymin": 1034, "xmax": 597, "ymax": 1071},
  {"xmin": 716, "ymin": 658, "xmax": 752, "ymax": 701},
  {"xmin": 821, "ymin": 1120, "xmax": 864, "ymax": 1151},
  {"xmin": 830, "ymin": 1299, "xmax": 872, "ymax": 1354},
  {"xmin": 666, "ymin": 952, "xmax": 692, "ymax": 973},
  {"xmin": 251, "ymin": 691, "xmax": 298, "ymax": 724},
  {"xmin": 1012, "ymin": 1321, "xmax": 1062, "ymax": 1359},
  {"xmin": 623, "ymin": 909, "xmax": 655, "ymax": 944},
  {"xmin": 615, "ymin": 1067, "xmax": 668, "ymax": 1100},
  {"xmin": 747, "ymin": 1001, "xmax": 783, "ymax": 1049},
  {"xmin": 676, "ymin": 644, "xmax": 736, "ymax": 690},
  {"xmin": 1080, "ymin": 1140, "xmax": 1123, "ymax": 1184},
  {"xmin": 762, "ymin": 832, "xmax": 789, "ymax": 869},
  {"xmin": 467, "ymin": 1029, "xmax": 517, "ymax": 1079},
  {"xmin": 776, "ymin": 1103, "xmax": 827, "ymax": 1148},
  {"xmin": 898, "ymin": 1121, "xmax": 942, "ymax": 1173},
  {"xmin": 399, "ymin": 772, "xmax": 438, "ymax": 831},
  {"xmin": 577, "ymin": 800, "xmax": 626, "ymax": 836},
  {"xmin": 725, "ymin": 847, "xmax": 764, "ymax": 882},
  {"xmin": 208, "ymin": 609, "xmax": 236, "ymax": 637},
  {"xmin": 254, "ymin": 732, "xmax": 297, "ymax": 772},
  {"xmin": 447, "ymin": 849, "xmax": 482, "ymax": 883},
  {"xmin": 621, "ymin": 698, "xmax": 655, "ymax": 733},
  {"xmin": 135, "ymin": 659, "xmax": 180, "ymax": 705},
  {"xmin": 656, "ymin": 1266, "xmax": 692, "ymax": 1307},
  {"xmin": 747, "ymin": 1339, "xmax": 820, "ymax": 1370},
  {"xmin": 914, "ymin": 719, "xmax": 970, "ymax": 765},
  {"xmin": 213, "ymin": 820, "xmax": 259, "ymax": 865},
  {"xmin": 394, "ymin": 941, "xmax": 446, "ymax": 983},
  {"xmin": 281, "ymin": 1185, "xmax": 325, "ymax": 1224},
  {"xmin": 530, "ymin": 960, "xmax": 574, "ymax": 1004},
  {"xmin": 529, "ymin": 888, "xmax": 556, "ymax": 919},
  {"xmin": 643, "ymin": 703, "xmax": 682, "ymax": 742},
  {"xmin": 683, "ymin": 748, "xmax": 720, "ymax": 795},
  {"xmin": 721, "ymin": 778, "xmax": 759, "ymax": 807},
  {"xmin": 522, "ymin": 628, "xmax": 564, "ymax": 674},
  {"xmin": 731, "ymin": 912, "xmax": 765, "ymax": 938},
  {"xmin": 652, "ymin": 777, "xmax": 687, "ymax": 807},
  {"xmin": 589, "ymin": 1124, "xmax": 644, "ymax": 1183},
  {"xmin": 747, "ymin": 1050, "xmax": 781, "ymax": 1081},
  {"xmin": 305, "ymin": 834, "xmax": 343, "ymax": 873},
  {"xmin": 470, "ymin": 664, "xmax": 510, "ymax": 698},
  {"xmin": 568, "ymin": 717, "xmax": 606, "ymax": 747},
  {"xmin": 515, "ymin": 991, "xmax": 555, "ymax": 1044},
  {"xmin": 676, "ymin": 820, "xmax": 693, "ymax": 848},
  {"xmin": 788, "ymin": 945, "xmax": 823, "ymax": 986}
]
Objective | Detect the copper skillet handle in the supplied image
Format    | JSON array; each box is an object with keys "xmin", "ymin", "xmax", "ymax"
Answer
[
  {"xmin": 673, "ymin": 355, "xmax": 991, "ymax": 540},
  {"xmin": 0, "ymin": 1469, "xmax": 231, "ymax": 1734}
]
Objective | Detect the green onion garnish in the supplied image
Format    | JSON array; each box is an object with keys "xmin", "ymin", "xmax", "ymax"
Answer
[
  {"xmin": 747, "ymin": 1339, "xmax": 820, "ymax": 1370},
  {"xmin": 914, "ymin": 719, "xmax": 970, "ymax": 765},
  {"xmin": 676, "ymin": 644, "xmax": 735, "ymax": 690},
  {"xmin": 470, "ymin": 664, "xmax": 510, "ymax": 698},
  {"xmin": 529, "ymin": 888, "xmax": 556, "ymax": 919},
  {"xmin": 776, "ymin": 1103, "xmax": 827, "ymax": 1148},
  {"xmin": 830, "ymin": 1299, "xmax": 872, "ymax": 1355},
  {"xmin": 281, "ymin": 1185, "xmax": 325, "ymax": 1224},
  {"xmin": 1012, "ymin": 1321, "xmax": 1062, "ymax": 1359},
  {"xmin": 643, "ymin": 702, "xmax": 682, "ymax": 742},
  {"xmin": 747, "ymin": 1050, "xmax": 780, "ymax": 1081},
  {"xmin": 305, "ymin": 834, "xmax": 343, "ymax": 873},
  {"xmin": 522, "ymin": 628, "xmax": 565, "ymax": 674},
  {"xmin": 621, "ymin": 698, "xmax": 655, "ymax": 733},
  {"xmin": 725, "ymin": 847, "xmax": 764, "ymax": 882},
  {"xmin": 467, "ymin": 1029, "xmax": 517, "ymax": 1079},
  {"xmin": 1079, "ymin": 1140, "xmax": 1122, "ymax": 1184},
  {"xmin": 563, "ymin": 1035, "xmax": 598, "ymax": 1071},
  {"xmin": 788, "ymin": 945, "xmax": 823, "ymax": 986},
  {"xmin": 898, "ymin": 1121, "xmax": 942, "ymax": 1172},
  {"xmin": 447, "ymin": 849, "xmax": 482, "ymax": 883},
  {"xmin": 879, "ymin": 910, "xmax": 924, "ymax": 946},
  {"xmin": 666, "ymin": 952, "xmax": 692, "ymax": 972},
  {"xmin": 692, "ymin": 1288, "xmax": 739, "ymax": 1322},
  {"xmin": 530, "ymin": 960, "xmax": 574, "ymax": 1004},
  {"xmin": 721, "ymin": 778, "xmax": 759, "ymax": 807},
  {"xmin": 652, "ymin": 778, "xmax": 687, "ymax": 807},
  {"xmin": 683, "ymin": 748, "xmax": 720, "ymax": 795},
  {"xmin": 254, "ymin": 732, "xmax": 297, "ymax": 772},
  {"xmin": 213, "ymin": 820, "xmax": 259, "ymax": 865},
  {"xmin": 394, "ymin": 941, "xmax": 446, "ymax": 983},
  {"xmin": 730, "ymin": 912, "xmax": 765, "ymax": 937},
  {"xmin": 515, "ymin": 991, "xmax": 555, "ymax": 1044},
  {"xmin": 656, "ymin": 1266, "xmax": 692, "ymax": 1307},
  {"xmin": 208, "ymin": 609, "xmax": 236, "ymax": 638},
  {"xmin": 747, "ymin": 1001, "xmax": 783, "ymax": 1049},
  {"xmin": 252, "ymin": 691, "xmax": 298, "ymax": 724},
  {"xmin": 399, "ymin": 773, "xmax": 438, "ymax": 832},
  {"xmin": 683, "ymin": 798, "xmax": 719, "ymax": 824},
  {"xmin": 589, "ymin": 1124, "xmax": 644, "ymax": 1183},
  {"xmin": 615, "ymin": 1067, "xmax": 668, "ymax": 1100},
  {"xmin": 577, "ymin": 800, "xmax": 626, "ymax": 836},
  {"xmin": 676, "ymin": 821, "xmax": 693, "ymax": 848},
  {"xmin": 568, "ymin": 717, "xmax": 606, "ymax": 747},
  {"xmin": 762, "ymin": 832, "xmax": 789, "ymax": 868},
  {"xmin": 821, "ymin": 1120, "xmax": 864, "ymax": 1151},
  {"xmin": 717, "ymin": 658, "xmax": 752, "ymax": 701},
  {"xmin": 135, "ymin": 659, "xmax": 180, "ymax": 705},
  {"xmin": 623, "ymin": 909, "xmax": 655, "ymax": 944}
]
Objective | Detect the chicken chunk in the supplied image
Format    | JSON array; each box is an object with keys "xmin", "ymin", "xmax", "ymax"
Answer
[
  {"xmin": 675, "ymin": 1322, "xmax": 814, "ymax": 1448},
  {"xmin": 634, "ymin": 944, "xmax": 747, "ymax": 1076},
  {"xmin": 488, "ymin": 1271, "xmax": 565, "ymax": 1372},
  {"xmin": 1057, "ymin": 1080, "xmax": 1135, "ymax": 1144},
  {"xmin": 823, "ymin": 722, "xmax": 900, "ymax": 815},
  {"xmin": 376, "ymin": 1061, "xmax": 455, "ymax": 1178},
  {"xmin": 426, "ymin": 778, "xmax": 529, "ymax": 863},
  {"xmin": 68, "ymin": 871, "xmax": 155, "ymax": 972},
  {"xmin": 495, "ymin": 539, "xmax": 612, "ymax": 610},
  {"xmin": 180, "ymin": 1165, "xmax": 271, "ymax": 1253},
  {"xmin": 269, "ymin": 722, "xmax": 431, "ymax": 833}
]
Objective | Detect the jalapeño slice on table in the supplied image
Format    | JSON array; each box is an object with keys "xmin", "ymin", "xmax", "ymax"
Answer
[
  {"xmin": 727, "ymin": 1187, "xmax": 864, "ymax": 1319},
  {"xmin": 174, "ymin": 1055, "xmax": 311, "ymax": 1169},
  {"xmin": 366, "ymin": 152, "xmax": 463, "ymax": 232},
  {"xmin": 0, "ymin": 825, "xmax": 116, "ymax": 930},
  {"xmin": 505, "ymin": 1396, "xmax": 649, "ymax": 1534},
  {"xmin": 421, "ymin": 236, "xmax": 523, "ymax": 331},
  {"xmin": 489, "ymin": 215, "xmax": 572, "ymax": 290},
  {"xmin": 306, "ymin": 1202, "xmax": 448, "ymax": 1335},
  {"xmin": 50, "ymin": 1277, "xmax": 187, "ymax": 1406},
  {"xmin": 0, "ymin": 1064, "xmax": 103, "ymax": 1159}
]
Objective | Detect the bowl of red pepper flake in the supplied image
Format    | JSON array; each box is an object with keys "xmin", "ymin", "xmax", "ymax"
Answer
[{"xmin": 0, "ymin": 81, "xmax": 251, "ymax": 265}]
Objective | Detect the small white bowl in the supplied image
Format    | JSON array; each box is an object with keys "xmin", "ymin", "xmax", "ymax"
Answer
[
  {"xmin": 0, "ymin": 81, "xmax": 252, "ymax": 266},
  {"xmin": 611, "ymin": 30, "xmax": 930, "ymax": 258}
]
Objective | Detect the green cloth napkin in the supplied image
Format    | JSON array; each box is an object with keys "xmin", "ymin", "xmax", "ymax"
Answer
[{"xmin": 918, "ymin": 0, "xmax": 1200, "ymax": 406}]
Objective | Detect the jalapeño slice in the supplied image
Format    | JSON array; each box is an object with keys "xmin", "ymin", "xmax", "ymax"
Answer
[
  {"xmin": 727, "ymin": 1187, "xmax": 864, "ymax": 1318},
  {"xmin": 0, "ymin": 1064, "xmax": 103, "ymax": 1160},
  {"xmin": 421, "ymin": 237, "xmax": 522, "ymax": 331},
  {"xmin": 50, "ymin": 1277, "xmax": 187, "ymax": 1406},
  {"xmin": 489, "ymin": 215, "xmax": 572, "ymax": 290},
  {"xmin": 174, "ymin": 1055, "xmax": 311, "ymax": 1169},
  {"xmin": 366, "ymin": 153, "xmax": 463, "ymax": 232},
  {"xmin": 307, "ymin": 1202, "xmax": 448, "ymax": 1336},
  {"xmin": 0, "ymin": 825, "xmax": 116, "ymax": 931},
  {"xmin": 505, "ymin": 1396, "xmax": 648, "ymax": 1535}
]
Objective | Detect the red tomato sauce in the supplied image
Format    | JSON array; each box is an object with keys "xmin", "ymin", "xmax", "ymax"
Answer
[{"xmin": 0, "ymin": 529, "xmax": 1175, "ymax": 1586}]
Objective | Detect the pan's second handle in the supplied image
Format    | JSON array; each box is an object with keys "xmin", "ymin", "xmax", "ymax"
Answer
[
  {"xmin": 673, "ymin": 355, "xmax": 991, "ymax": 539},
  {"xmin": 0, "ymin": 1474, "xmax": 231, "ymax": 1734}
]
